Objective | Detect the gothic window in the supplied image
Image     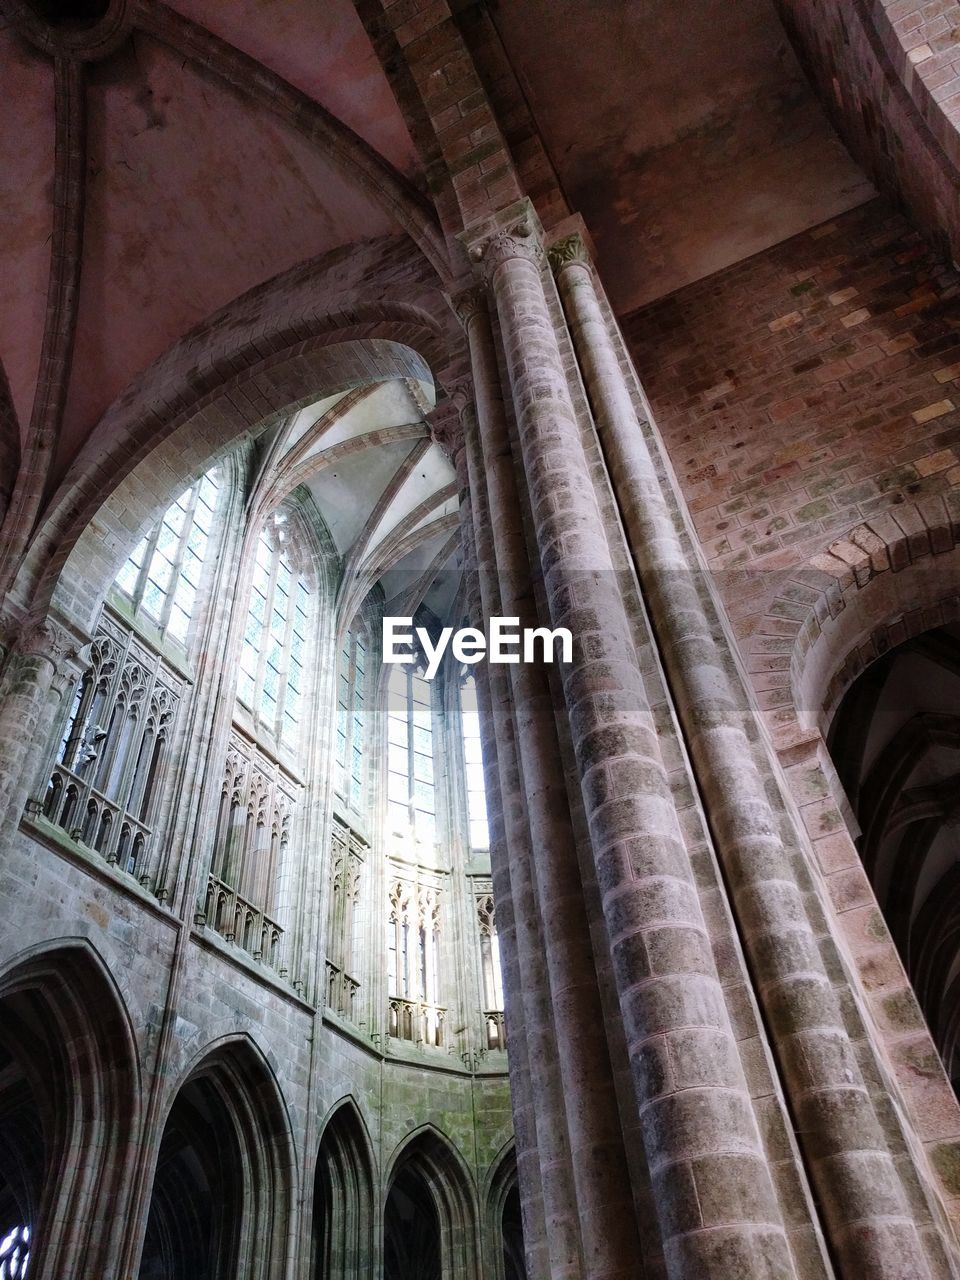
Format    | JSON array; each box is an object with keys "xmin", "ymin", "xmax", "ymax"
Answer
[
  {"xmin": 387, "ymin": 879, "xmax": 443, "ymax": 1046},
  {"xmin": 236, "ymin": 526, "xmax": 311, "ymax": 752},
  {"xmin": 44, "ymin": 619, "xmax": 181, "ymax": 884},
  {"xmin": 460, "ymin": 676, "xmax": 489, "ymax": 850},
  {"xmin": 386, "ymin": 666, "xmax": 436, "ymax": 846},
  {"xmin": 205, "ymin": 732, "xmax": 293, "ymax": 970},
  {"xmin": 324, "ymin": 819, "xmax": 366, "ymax": 1019},
  {"xmin": 477, "ymin": 893, "xmax": 506, "ymax": 1050},
  {"xmin": 336, "ymin": 629, "xmax": 367, "ymax": 810},
  {"xmin": 113, "ymin": 467, "xmax": 221, "ymax": 645}
]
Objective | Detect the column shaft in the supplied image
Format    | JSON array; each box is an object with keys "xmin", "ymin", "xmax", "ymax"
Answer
[
  {"xmin": 0, "ymin": 621, "xmax": 79, "ymax": 851},
  {"xmin": 478, "ymin": 223, "xmax": 794, "ymax": 1280},
  {"xmin": 458, "ymin": 428, "xmax": 585, "ymax": 1279},
  {"xmin": 460, "ymin": 300, "xmax": 643, "ymax": 1279},
  {"xmin": 554, "ymin": 245, "xmax": 935, "ymax": 1279}
]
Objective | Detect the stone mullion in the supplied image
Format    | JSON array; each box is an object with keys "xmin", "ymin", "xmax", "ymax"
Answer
[
  {"xmin": 455, "ymin": 424, "xmax": 581, "ymax": 1280},
  {"xmin": 476, "ymin": 213, "xmax": 795, "ymax": 1280},
  {"xmin": 458, "ymin": 299, "xmax": 643, "ymax": 1280},
  {"xmin": 552, "ymin": 238, "xmax": 938, "ymax": 1279}
]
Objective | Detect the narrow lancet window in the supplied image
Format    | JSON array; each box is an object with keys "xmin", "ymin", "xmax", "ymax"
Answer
[{"xmin": 460, "ymin": 676, "xmax": 489, "ymax": 850}]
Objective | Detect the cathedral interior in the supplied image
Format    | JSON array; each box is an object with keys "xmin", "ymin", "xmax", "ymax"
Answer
[{"xmin": 3, "ymin": 0, "xmax": 960, "ymax": 1277}]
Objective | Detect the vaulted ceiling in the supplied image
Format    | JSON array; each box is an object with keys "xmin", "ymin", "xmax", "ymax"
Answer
[
  {"xmin": 1, "ymin": 0, "xmax": 884, "ymax": 622},
  {"xmin": 251, "ymin": 379, "xmax": 459, "ymax": 627}
]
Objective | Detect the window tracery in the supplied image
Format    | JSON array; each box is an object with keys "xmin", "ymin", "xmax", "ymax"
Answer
[
  {"xmin": 476, "ymin": 890, "xmax": 506, "ymax": 1051},
  {"xmin": 0, "ymin": 1226, "xmax": 29, "ymax": 1280},
  {"xmin": 113, "ymin": 467, "xmax": 221, "ymax": 645},
  {"xmin": 44, "ymin": 615, "xmax": 182, "ymax": 887},
  {"xmin": 205, "ymin": 730, "xmax": 296, "ymax": 971},
  {"xmin": 387, "ymin": 877, "xmax": 443, "ymax": 1047},
  {"xmin": 325, "ymin": 816, "xmax": 367, "ymax": 1020}
]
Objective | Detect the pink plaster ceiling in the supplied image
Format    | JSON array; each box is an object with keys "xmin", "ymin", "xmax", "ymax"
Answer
[
  {"xmin": 491, "ymin": 0, "xmax": 876, "ymax": 313},
  {"xmin": 164, "ymin": 0, "xmax": 422, "ymax": 181},
  {"xmin": 58, "ymin": 31, "xmax": 403, "ymax": 473},
  {"xmin": 0, "ymin": 24, "xmax": 53, "ymax": 441}
]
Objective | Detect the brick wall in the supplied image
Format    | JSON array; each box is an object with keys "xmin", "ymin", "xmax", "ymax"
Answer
[{"xmin": 623, "ymin": 197, "xmax": 960, "ymax": 636}]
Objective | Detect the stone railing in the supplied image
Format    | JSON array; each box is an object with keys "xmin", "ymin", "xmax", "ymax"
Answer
[
  {"xmin": 388, "ymin": 996, "xmax": 445, "ymax": 1048},
  {"xmin": 44, "ymin": 764, "xmax": 153, "ymax": 882},
  {"xmin": 204, "ymin": 873, "xmax": 284, "ymax": 971}
]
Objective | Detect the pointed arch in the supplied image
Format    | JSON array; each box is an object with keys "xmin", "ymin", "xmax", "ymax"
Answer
[
  {"xmin": 0, "ymin": 938, "xmax": 140, "ymax": 1280},
  {"xmin": 314, "ymin": 1097, "xmax": 377, "ymax": 1280},
  {"xmin": 484, "ymin": 1142, "xmax": 526, "ymax": 1280},
  {"xmin": 20, "ymin": 306, "xmax": 445, "ymax": 628},
  {"xmin": 140, "ymin": 1033, "xmax": 296, "ymax": 1280},
  {"xmin": 384, "ymin": 1126, "xmax": 480, "ymax": 1280}
]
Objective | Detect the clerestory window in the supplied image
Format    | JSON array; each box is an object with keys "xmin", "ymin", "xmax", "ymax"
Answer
[
  {"xmin": 236, "ymin": 525, "xmax": 310, "ymax": 752},
  {"xmin": 113, "ymin": 468, "xmax": 221, "ymax": 645},
  {"xmin": 386, "ymin": 666, "xmax": 436, "ymax": 846},
  {"xmin": 459, "ymin": 676, "xmax": 489, "ymax": 850}
]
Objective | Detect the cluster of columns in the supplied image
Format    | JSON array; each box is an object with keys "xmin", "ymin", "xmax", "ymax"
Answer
[{"xmin": 448, "ymin": 202, "xmax": 958, "ymax": 1280}]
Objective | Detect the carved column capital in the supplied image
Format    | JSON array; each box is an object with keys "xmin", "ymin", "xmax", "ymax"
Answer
[
  {"xmin": 17, "ymin": 617, "xmax": 73, "ymax": 668},
  {"xmin": 547, "ymin": 232, "xmax": 592, "ymax": 274},
  {"xmin": 470, "ymin": 217, "xmax": 545, "ymax": 279},
  {"xmin": 449, "ymin": 286, "xmax": 487, "ymax": 332},
  {"xmin": 15, "ymin": 617, "xmax": 91, "ymax": 694}
]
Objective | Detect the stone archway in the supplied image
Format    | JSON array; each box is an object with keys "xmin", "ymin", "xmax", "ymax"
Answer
[
  {"xmin": 484, "ymin": 1144, "xmax": 526, "ymax": 1280},
  {"xmin": 0, "ymin": 938, "xmax": 140, "ymax": 1280},
  {"xmin": 139, "ymin": 1035, "xmax": 296, "ymax": 1280},
  {"xmin": 313, "ymin": 1098, "xmax": 377, "ymax": 1280},
  {"xmin": 383, "ymin": 1128, "xmax": 479, "ymax": 1280},
  {"xmin": 747, "ymin": 499, "xmax": 960, "ymax": 1216}
]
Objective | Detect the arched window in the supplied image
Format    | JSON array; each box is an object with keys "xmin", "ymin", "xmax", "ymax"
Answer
[
  {"xmin": 460, "ymin": 677, "xmax": 488, "ymax": 850},
  {"xmin": 386, "ymin": 666, "xmax": 436, "ymax": 846},
  {"xmin": 113, "ymin": 467, "xmax": 221, "ymax": 645},
  {"xmin": 336, "ymin": 628, "xmax": 367, "ymax": 810},
  {"xmin": 236, "ymin": 525, "xmax": 311, "ymax": 751}
]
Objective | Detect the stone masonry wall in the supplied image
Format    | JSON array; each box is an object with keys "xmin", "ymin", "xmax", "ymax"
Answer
[{"xmin": 622, "ymin": 196, "xmax": 960, "ymax": 641}]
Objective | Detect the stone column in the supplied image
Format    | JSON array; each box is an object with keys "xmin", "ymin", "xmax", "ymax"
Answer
[
  {"xmin": 453, "ymin": 415, "xmax": 583, "ymax": 1280},
  {"xmin": 455, "ymin": 446, "xmax": 551, "ymax": 1280},
  {"xmin": 550, "ymin": 231, "xmax": 937, "ymax": 1279},
  {"xmin": 455, "ymin": 296, "xmax": 645, "ymax": 1279},
  {"xmin": 0, "ymin": 617, "xmax": 86, "ymax": 850},
  {"xmin": 471, "ymin": 213, "xmax": 795, "ymax": 1279}
]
